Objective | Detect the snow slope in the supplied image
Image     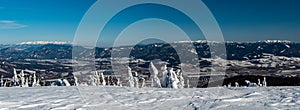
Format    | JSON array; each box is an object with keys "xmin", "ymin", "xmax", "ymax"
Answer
[{"xmin": 0, "ymin": 86, "xmax": 299, "ymax": 110}]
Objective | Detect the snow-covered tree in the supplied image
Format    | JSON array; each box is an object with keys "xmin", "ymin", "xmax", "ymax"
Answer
[
  {"xmin": 31, "ymin": 73, "xmax": 37, "ymax": 87},
  {"xmin": 100, "ymin": 72, "xmax": 106, "ymax": 86},
  {"xmin": 13, "ymin": 68, "xmax": 19, "ymax": 86},
  {"xmin": 73, "ymin": 75, "xmax": 79, "ymax": 86},
  {"xmin": 140, "ymin": 77, "xmax": 145, "ymax": 88},
  {"xmin": 161, "ymin": 65, "xmax": 168, "ymax": 87},
  {"xmin": 263, "ymin": 77, "xmax": 267, "ymax": 87},
  {"xmin": 20, "ymin": 70, "xmax": 25, "ymax": 87},
  {"xmin": 186, "ymin": 78, "xmax": 190, "ymax": 88},
  {"xmin": 176, "ymin": 69, "xmax": 184, "ymax": 89},
  {"xmin": 107, "ymin": 75, "xmax": 111, "ymax": 86},
  {"xmin": 133, "ymin": 72, "xmax": 139, "ymax": 88},
  {"xmin": 88, "ymin": 75, "xmax": 96, "ymax": 86},
  {"xmin": 117, "ymin": 78, "xmax": 121, "ymax": 87},
  {"xmin": 149, "ymin": 62, "xmax": 161, "ymax": 88},
  {"xmin": 62, "ymin": 79, "xmax": 71, "ymax": 86},
  {"xmin": 1, "ymin": 75, "xmax": 3, "ymax": 87},
  {"xmin": 258, "ymin": 79, "xmax": 262, "ymax": 87},
  {"xmin": 235, "ymin": 82, "xmax": 239, "ymax": 87},
  {"xmin": 94, "ymin": 71, "xmax": 100, "ymax": 86},
  {"xmin": 36, "ymin": 78, "xmax": 40, "ymax": 86},
  {"xmin": 127, "ymin": 66, "xmax": 134, "ymax": 87},
  {"xmin": 24, "ymin": 77, "xmax": 29, "ymax": 87},
  {"xmin": 245, "ymin": 80, "xmax": 258, "ymax": 87},
  {"xmin": 161, "ymin": 66, "xmax": 180, "ymax": 88},
  {"xmin": 227, "ymin": 83, "xmax": 231, "ymax": 88},
  {"xmin": 172, "ymin": 69, "xmax": 179, "ymax": 88}
]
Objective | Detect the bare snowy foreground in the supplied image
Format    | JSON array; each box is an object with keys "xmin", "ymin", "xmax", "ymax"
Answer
[{"xmin": 0, "ymin": 86, "xmax": 300, "ymax": 110}]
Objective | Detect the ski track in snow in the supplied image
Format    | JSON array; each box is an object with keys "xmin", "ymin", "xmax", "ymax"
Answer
[{"xmin": 0, "ymin": 86, "xmax": 299, "ymax": 110}]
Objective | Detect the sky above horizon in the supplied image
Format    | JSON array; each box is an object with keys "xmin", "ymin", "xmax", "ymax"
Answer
[{"xmin": 0, "ymin": 0, "xmax": 300, "ymax": 45}]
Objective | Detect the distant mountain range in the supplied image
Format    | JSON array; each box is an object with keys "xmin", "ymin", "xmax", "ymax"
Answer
[{"xmin": 0, "ymin": 40, "xmax": 299, "ymax": 62}]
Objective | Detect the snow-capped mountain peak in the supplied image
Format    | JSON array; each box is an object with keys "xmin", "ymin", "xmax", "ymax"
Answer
[
  {"xmin": 18, "ymin": 41, "xmax": 71, "ymax": 45},
  {"xmin": 258, "ymin": 40, "xmax": 291, "ymax": 43}
]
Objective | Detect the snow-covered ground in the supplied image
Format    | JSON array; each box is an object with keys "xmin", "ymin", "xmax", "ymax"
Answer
[{"xmin": 0, "ymin": 86, "xmax": 299, "ymax": 110}]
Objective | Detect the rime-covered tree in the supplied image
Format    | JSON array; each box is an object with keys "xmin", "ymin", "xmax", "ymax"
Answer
[
  {"xmin": 245, "ymin": 80, "xmax": 258, "ymax": 87},
  {"xmin": 165, "ymin": 67, "xmax": 179, "ymax": 89},
  {"xmin": 186, "ymin": 79, "xmax": 190, "ymax": 88},
  {"xmin": 149, "ymin": 62, "xmax": 161, "ymax": 88},
  {"xmin": 235, "ymin": 82, "xmax": 239, "ymax": 87},
  {"xmin": 117, "ymin": 78, "xmax": 121, "ymax": 87},
  {"xmin": 141, "ymin": 77, "xmax": 145, "ymax": 88},
  {"xmin": 20, "ymin": 70, "xmax": 25, "ymax": 87},
  {"xmin": 73, "ymin": 75, "xmax": 79, "ymax": 86},
  {"xmin": 263, "ymin": 77, "xmax": 267, "ymax": 87},
  {"xmin": 88, "ymin": 75, "xmax": 96, "ymax": 86},
  {"xmin": 127, "ymin": 66, "xmax": 134, "ymax": 87},
  {"xmin": 227, "ymin": 83, "xmax": 232, "ymax": 88},
  {"xmin": 0, "ymin": 75, "xmax": 3, "ymax": 87},
  {"xmin": 100, "ymin": 72, "xmax": 106, "ymax": 86},
  {"xmin": 176, "ymin": 69, "xmax": 184, "ymax": 89},
  {"xmin": 161, "ymin": 65, "xmax": 168, "ymax": 87},
  {"xmin": 94, "ymin": 71, "xmax": 100, "ymax": 86},
  {"xmin": 24, "ymin": 77, "xmax": 29, "ymax": 87},
  {"xmin": 133, "ymin": 72, "xmax": 139, "ymax": 88},
  {"xmin": 13, "ymin": 68, "xmax": 19, "ymax": 86},
  {"xmin": 258, "ymin": 79, "xmax": 262, "ymax": 87},
  {"xmin": 62, "ymin": 79, "xmax": 71, "ymax": 86},
  {"xmin": 31, "ymin": 73, "xmax": 37, "ymax": 87}
]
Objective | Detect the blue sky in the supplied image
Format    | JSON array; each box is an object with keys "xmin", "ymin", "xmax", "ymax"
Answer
[{"xmin": 0, "ymin": 0, "xmax": 300, "ymax": 44}]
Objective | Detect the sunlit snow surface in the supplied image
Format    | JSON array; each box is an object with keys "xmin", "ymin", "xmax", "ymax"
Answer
[{"xmin": 0, "ymin": 86, "xmax": 299, "ymax": 110}]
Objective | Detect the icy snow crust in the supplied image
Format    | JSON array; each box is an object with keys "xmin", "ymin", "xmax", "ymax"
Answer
[{"xmin": 0, "ymin": 86, "xmax": 299, "ymax": 110}]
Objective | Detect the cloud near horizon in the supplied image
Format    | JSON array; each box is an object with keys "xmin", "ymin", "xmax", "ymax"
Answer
[{"xmin": 0, "ymin": 20, "xmax": 28, "ymax": 30}]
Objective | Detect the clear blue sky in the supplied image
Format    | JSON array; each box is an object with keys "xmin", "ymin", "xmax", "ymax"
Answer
[{"xmin": 0, "ymin": 0, "xmax": 300, "ymax": 44}]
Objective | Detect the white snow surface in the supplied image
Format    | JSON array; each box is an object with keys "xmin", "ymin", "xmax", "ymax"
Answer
[{"xmin": 0, "ymin": 86, "xmax": 299, "ymax": 110}]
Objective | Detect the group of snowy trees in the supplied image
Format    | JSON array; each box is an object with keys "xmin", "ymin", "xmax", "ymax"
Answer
[
  {"xmin": 227, "ymin": 77, "xmax": 267, "ymax": 87},
  {"xmin": 84, "ymin": 71, "xmax": 121, "ymax": 87},
  {"xmin": 244, "ymin": 77, "xmax": 267, "ymax": 87},
  {"xmin": 127, "ymin": 62, "xmax": 185, "ymax": 89},
  {"xmin": 0, "ymin": 68, "xmax": 41, "ymax": 87},
  {"xmin": 161, "ymin": 65, "xmax": 185, "ymax": 89}
]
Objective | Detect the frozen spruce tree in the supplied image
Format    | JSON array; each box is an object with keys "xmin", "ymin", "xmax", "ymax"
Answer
[
  {"xmin": 133, "ymin": 72, "xmax": 139, "ymax": 88},
  {"xmin": 141, "ymin": 77, "xmax": 145, "ymax": 88},
  {"xmin": 24, "ymin": 77, "xmax": 29, "ymax": 87},
  {"xmin": 62, "ymin": 79, "xmax": 71, "ymax": 86},
  {"xmin": 245, "ymin": 80, "xmax": 258, "ymax": 87},
  {"xmin": 165, "ymin": 67, "xmax": 179, "ymax": 89},
  {"xmin": 263, "ymin": 77, "xmax": 267, "ymax": 87},
  {"xmin": 161, "ymin": 65, "xmax": 168, "ymax": 87},
  {"xmin": 36, "ymin": 78, "xmax": 41, "ymax": 86},
  {"xmin": 170, "ymin": 68, "xmax": 179, "ymax": 89},
  {"xmin": 227, "ymin": 83, "xmax": 231, "ymax": 88},
  {"xmin": 88, "ymin": 75, "xmax": 96, "ymax": 86},
  {"xmin": 186, "ymin": 79, "xmax": 190, "ymax": 88},
  {"xmin": 94, "ymin": 71, "xmax": 100, "ymax": 86},
  {"xmin": 100, "ymin": 72, "xmax": 106, "ymax": 86},
  {"xmin": 258, "ymin": 79, "xmax": 262, "ymax": 87},
  {"xmin": 13, "ymin": 68, "xmax": 19, "ymax": 86},
  {"xmin": 31, "ymin": 73, "xmax": 37, "ymax": 87},
  {"xmin": 127, "ymin": 66, "xmax": 134, "ymax": 87},
  {"xmin": 20, "ymin": 70, "xmax": 25, "ymax": 87},
  {"xmin": 176, "ymin": 69, "xmax": 184, "ymax": 89},
  {"xmin": 235, "ymin": 82, "xmax": 239, "ymax": 87},
  {"xmin": 73, "ymin": 75, "xmax": 79, "ymax": 86},
  {"xmin": 0, "ymin": 75, "xmax": 3, "ymax": 87},
  {"xmin": 117, "ymin": 78, "xmax": 121, "ymax": 87},
  {"xmin": 149, "ymin": 62, "xmax": 161, "ymax": 88},
  {"xmin": 107, "ymin": 76, "xmax": 111, "ymax": 86}
]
